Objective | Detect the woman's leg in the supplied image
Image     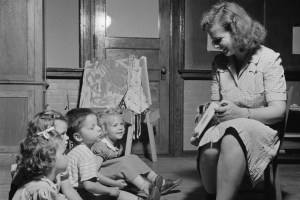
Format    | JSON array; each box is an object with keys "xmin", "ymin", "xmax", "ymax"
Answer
[
  {"xmin": 216, "ymin": 134, "xmax": 246, "ymax": 200},
  {"xmin": 198, "ymin": 142, "xmax": 220, "ymax": 194}
]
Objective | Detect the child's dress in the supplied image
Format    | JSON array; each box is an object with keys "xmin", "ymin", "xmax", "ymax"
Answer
[
  {"xmin": 92, "ymin": 137, "xmax": 153, "ymax": 182},
  {"xmin": 12, "ymin": 176, "xmax": 67, "ymax": 200}
]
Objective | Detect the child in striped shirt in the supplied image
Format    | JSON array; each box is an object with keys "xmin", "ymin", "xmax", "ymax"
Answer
[{"xmin": 65, "ymin": 108, "xmax": 160, "ymax": 200}]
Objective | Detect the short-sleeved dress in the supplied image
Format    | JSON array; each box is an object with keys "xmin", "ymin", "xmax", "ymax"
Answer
[
  {"xmin": 92, "ymin": 137, "xmax": 153, "ymax": 182},
  {"xmin": 12, "ymin": 177, "xmax": 67, "ymax": 200},
  {"xmin": 198, "ymin": 45, "xmax": 287, "ymax": 186},
  {"xmin": 9, "ymin": 167, "xmax": 69, "ymax": 200}
]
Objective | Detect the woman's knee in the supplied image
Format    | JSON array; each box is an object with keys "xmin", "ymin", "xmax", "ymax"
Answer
[
  {"xmin": 220, "ymin": 135, "xmax": 242, "ymax": 155},
  {"xmin": 200, "ymin": 145, "xmax": 220, "ymax": 163}
]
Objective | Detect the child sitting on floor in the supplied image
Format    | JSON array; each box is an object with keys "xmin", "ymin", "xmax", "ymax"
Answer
[
  {"xmin": 92, "ymin": 108, "xmax": 182, "ymax": 195},
  {"xmin": 65, "ymin": 108, "xmax": 160, "ymax": 200},
  {"xmin": 9, "ymin": 110, "xmax": 82, "ymax": 200},
  {"xmin": 12, "ymin": 127, "xmax": 68, "ymax": 200}
]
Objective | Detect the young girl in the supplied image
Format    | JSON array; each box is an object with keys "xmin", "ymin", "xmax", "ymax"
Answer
[
  {"xmin": 92, "ymin": 108, "xmax": 182, "ymax": 195},
  {"xmin": 65, "ymin": 108, "xmax": 160, "ymax": 200},
  {"xmin": 9, "ymin": 110, "xmax": 82, "ymax": 200},
  {"xmin": 12, "ymin": 127, "xmax": 68, "ymax": 200}
]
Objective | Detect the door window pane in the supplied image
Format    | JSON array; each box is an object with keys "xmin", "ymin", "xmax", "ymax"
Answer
[
  {"xmin": 106, "ymin": 0, "xmax": 159, "ymax": 38},
  {"xmin": 45, "ymin": 0, "xmax": 79, "ymax": 68}
]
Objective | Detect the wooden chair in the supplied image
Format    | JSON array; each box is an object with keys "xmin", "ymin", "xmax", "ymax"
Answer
[{"xmin": 263, "ymin": 86, "xmax": 293, "ymax": 200}]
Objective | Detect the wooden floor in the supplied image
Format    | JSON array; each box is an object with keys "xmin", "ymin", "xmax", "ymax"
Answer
[{"xmin": 1, "ymin": 154, "xmax": 300, "ymax": 200}]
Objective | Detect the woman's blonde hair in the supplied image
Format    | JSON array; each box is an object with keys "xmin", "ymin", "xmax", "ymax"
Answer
[{"xmin": 201, "ymin": 1, "xmax": 266, "ymax": 51}]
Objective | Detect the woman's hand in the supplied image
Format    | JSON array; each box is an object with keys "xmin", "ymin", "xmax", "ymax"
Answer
[{"xmin": 214, "ymin": 100, "xmax": 247, "ymax": 122}]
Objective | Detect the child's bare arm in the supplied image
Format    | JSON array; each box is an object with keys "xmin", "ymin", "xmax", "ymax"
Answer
[
  {"xmin": 82, "ymin": 180, "xmax": 119, "ymax": 197},
  {"xmin": 60, "ymin": 179, "xmax": 83, "ymax": 200},
  {"xmin": 97, "ymin": 172, "xmax": 127, "ymax": 188}
]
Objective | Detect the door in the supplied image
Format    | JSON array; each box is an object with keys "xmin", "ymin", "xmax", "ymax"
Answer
[
  {"xmin": 0, "ymin": 0, "xmax": 45, "ymax": 153},
  {"xmin": 80, "ymin": 0, "xmax": 170, "ymax": 154}
]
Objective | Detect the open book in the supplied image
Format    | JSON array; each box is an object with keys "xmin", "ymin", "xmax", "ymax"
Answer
[{"xmin": 194, "ymin": 101, "xmax": 219, "ymax": 138}]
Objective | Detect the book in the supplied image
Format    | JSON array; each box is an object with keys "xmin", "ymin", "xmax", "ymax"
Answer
[{"xmin": 194, "ymin": 101, "xmax": 219, "ymax": 138}]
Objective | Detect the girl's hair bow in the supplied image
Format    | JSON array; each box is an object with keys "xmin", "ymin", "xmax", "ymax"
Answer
[{"xmin": 37, "ymin": 126, "xmax": 55, "ymax": 139}]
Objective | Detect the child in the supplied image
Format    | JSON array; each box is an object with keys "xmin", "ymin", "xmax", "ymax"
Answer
[
  {"xmin": 92, "ymin": 108, "xmax": 182, "ymax": 195},
  {"xmin": 65, "ymin": 108, "xmax": 160, "ymax": 200},
  {"xmin": 9, "ymin": 110, "xmax": 83, "ymax": 200},
  {"xmin": 12, "ymin": 128, "xmax": 68, "ymax": 200}
]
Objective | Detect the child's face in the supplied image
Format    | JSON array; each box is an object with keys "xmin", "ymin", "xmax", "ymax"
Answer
[
  {"xmin": 105, "ymin": 115, "xmax": 125, "ymax": 143},
  {"xmin": 54, "ymin": 142, "xmax": 68, "ymax": 174},
  {"xmin": 80, "ymin": 114, "xmax": 103, "ymax": 146},
  {"xmin": 54, "ymin": 120, "xmax": 69, "ymax": 147}
]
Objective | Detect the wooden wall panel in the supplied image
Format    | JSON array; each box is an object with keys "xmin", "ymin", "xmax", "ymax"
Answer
[
  {"xmin": 265, "ymin": 0, "xmax": 300, "ymax": 70},
  {"xmin": 0, "ymin": 90, "xmax": 34, "ymax": 152},
  {"xmin": 0, "ymin": 0, "xmax": 28, "ymax": 78},
  {"xmin": 0, "ymin": 0, "xmax": 44, "ymax": 81}
]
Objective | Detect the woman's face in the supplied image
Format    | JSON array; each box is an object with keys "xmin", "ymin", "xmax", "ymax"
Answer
[{"xmin": 208, "ymin": 23, "xmax": 235, "ymax": 56}]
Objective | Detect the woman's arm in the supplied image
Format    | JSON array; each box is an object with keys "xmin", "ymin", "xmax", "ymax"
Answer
[
  {"xmin": 215, "ymin": 100, "xmax": 286, "ymax": 124},
  {"xmin": 246, "ymin": 101, "xmax": 286, "ymax": 124}
]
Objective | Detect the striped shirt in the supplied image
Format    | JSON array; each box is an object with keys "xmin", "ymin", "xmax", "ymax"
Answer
[{"xmin": 67, "ymin": 144, "xmax": 98, "ymax": 188}]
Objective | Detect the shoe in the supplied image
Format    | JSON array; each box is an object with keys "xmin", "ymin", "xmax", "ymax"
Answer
[
  {"xmin": 153, "ymin": 175, "xmax": 164, "ymax": 190},
  {"xmin": 145, "ymin": 182, "xmax": 160, "ymax": 200},
  {"xmin": 159, "ymin": 178, "xmax": 182, "ymax": 195}
]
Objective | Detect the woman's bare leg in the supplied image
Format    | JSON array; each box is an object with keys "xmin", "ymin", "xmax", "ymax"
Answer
[
  {"xmin": 199, "ymin": 142, "xmax": 220, "ymax": 194},
  {"xmin": 216, "ymin": 134, "xmax": 246, "ymax": 200}
]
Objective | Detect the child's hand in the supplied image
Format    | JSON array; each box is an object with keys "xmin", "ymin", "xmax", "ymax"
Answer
[
  {"xmin": 109, "ymin": 187, "xmax": 120, "ymax": 197},
  {"xmin": 115, "ymin": 179, "xmax": 127, "ymax": 189}
]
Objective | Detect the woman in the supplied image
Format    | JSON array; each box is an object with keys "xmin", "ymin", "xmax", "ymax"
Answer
[{"xmin": 191, "ymin": 2, "xmax": 287, "ymax": 200}]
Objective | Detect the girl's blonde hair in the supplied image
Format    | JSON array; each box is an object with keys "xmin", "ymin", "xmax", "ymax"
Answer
[
  {"xmin": 27, "ymin": 110, "xmax": 67, "ymax": 137},
  {"xmin": 97, "ymin": 108, "xmax": 123, "ymax": 130}
]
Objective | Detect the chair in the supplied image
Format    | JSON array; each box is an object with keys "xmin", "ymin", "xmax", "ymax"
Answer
[{"xmin": 263, "ymin": 86, "xmax": 293, "ymax": 200}]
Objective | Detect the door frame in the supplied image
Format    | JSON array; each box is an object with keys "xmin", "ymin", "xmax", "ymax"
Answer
[
  {"xmin": 79, "ymin": 0, "xmax": 186, "ymax": 156},
  {"xmin": 169, "ymin": 0, "xmax": 184, "ymax": 156}
]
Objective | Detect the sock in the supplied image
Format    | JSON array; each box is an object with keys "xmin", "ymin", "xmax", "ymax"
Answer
[
  {"xmin": 147, "ymin": 171, "xmax": 158, "ymax": 182},
  {"xmin": 147, "ymin": 171, "xmax": 166, "ymax": 186},
  {"xmin": 132, "ymin": 175, "xmax": 150, "ymax": 194},
  {"xmin": 117, "ymin": 191, "xmax": 139, "ymax": 200}
]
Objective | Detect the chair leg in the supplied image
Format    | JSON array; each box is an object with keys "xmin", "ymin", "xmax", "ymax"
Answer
[
  {"xmin": 125, "ymin": 126, "xmax": 134, "ymax": 155},
  {"xmin": 146, "ymin": 112, "xmax": 157, "ymax": 162},
  {"xmin": 274, "ymin": 164, "xmax": 282, "ymax": 200}
]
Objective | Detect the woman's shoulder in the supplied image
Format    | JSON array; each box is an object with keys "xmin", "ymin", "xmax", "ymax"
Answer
[{"xmin": 254, "ymin": 45, "xmax": 281, "ymax": 63}]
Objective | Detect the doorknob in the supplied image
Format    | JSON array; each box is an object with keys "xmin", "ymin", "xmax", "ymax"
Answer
[{"xmin": 161, "ymin": 66, "xmax": 167, "ymax": 80}]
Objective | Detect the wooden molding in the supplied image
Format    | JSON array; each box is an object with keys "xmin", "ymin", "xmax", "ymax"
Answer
[
  {"xmin": 46, "ymin": 68, "xmax": 84, "ymax": 79},
  {"xmin": 178, "ymin": 69, "xmax": 300, "ymax": 81}
]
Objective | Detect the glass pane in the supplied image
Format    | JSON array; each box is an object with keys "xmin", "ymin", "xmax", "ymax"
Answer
[
  {"xmin": 184, "ymin": 0, "xmax": 218, "ymax": 70},
  {"xmin": 106, "ymin": 0, "xmax": 159, "ymax": 38},
  {"xmin": 45, "ymin": 0, "xmax": 79, "ymax": 68}
]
